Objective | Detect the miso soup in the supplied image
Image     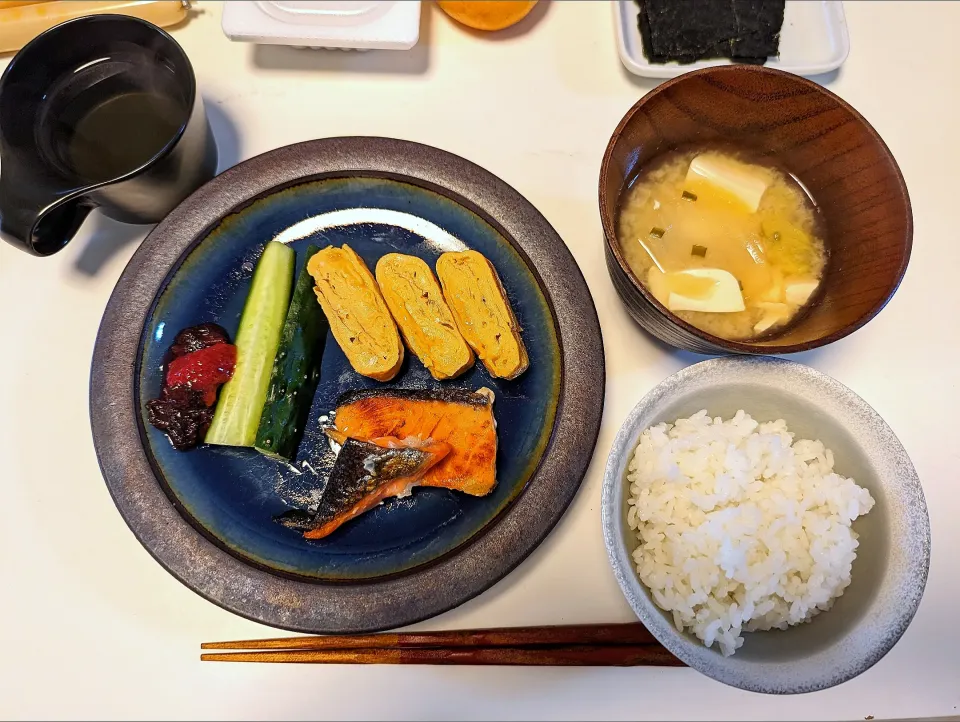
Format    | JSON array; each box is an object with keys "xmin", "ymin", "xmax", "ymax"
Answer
[{"xmin": 617, "ymin": 147, "xmax": 827, "ymax": 341}]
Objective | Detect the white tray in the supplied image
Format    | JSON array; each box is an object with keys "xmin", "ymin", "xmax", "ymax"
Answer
[
  {"xmin": 222, "ymin": 1, "xmax": 421, "ymax": 51},
  {"xmin": 614, "ymin": 0, "xmax": 850, "ymax": 78}
]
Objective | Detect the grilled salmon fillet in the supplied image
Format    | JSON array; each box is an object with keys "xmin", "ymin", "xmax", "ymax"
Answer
[
  {"xmin": 375, "ymin": 253, "xmax": 475, "ymax": 380},
  {"xmin": 306, "ymin": 245, "xmax": 404, "ymax": 382},
  {"xmin": 329, "ymin": 387, "xmax": 497, "ymax": 497},
  {"xmin": 302, "ymin": 436, "xmax": 450, "ymax": 540}
]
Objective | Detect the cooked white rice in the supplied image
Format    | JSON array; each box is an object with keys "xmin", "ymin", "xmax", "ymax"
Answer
[{"xmin": 626, "ymin": 410, "xmax": 875, "ymax": 656}]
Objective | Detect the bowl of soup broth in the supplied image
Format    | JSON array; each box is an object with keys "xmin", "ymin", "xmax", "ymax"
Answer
[{"xmin": 599, "ymin": 66, "xmax": 912, "ymax": 354}]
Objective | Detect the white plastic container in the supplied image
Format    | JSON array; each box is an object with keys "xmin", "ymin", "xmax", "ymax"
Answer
[
  {"xmin": 614, "ymin": 0, "xmax": 850, "ymax": 78},
  {"xmin": 221, "ymin": 1, "xmax": 421, "ymax": 51}
]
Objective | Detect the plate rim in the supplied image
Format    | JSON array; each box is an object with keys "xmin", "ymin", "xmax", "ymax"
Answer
[{"xmin": 90, "ymin": 136, "xmax": 605, "ymax": 633}]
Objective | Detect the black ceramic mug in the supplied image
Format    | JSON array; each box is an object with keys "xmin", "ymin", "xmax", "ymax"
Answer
[{"xmin": 0, "ymin": 14, "xmax": 217, "ymax": 256}]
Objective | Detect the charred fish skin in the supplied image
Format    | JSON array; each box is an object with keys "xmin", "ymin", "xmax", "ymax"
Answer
[
  {"xmin": 309, "ymin": 439, "xmax": 433, "ymax": 530},
  {"xmin": 275, "ymin": 508, "xmax": 316, "ymax": 532},
  {"xmin": 336, "ymin": 387, "xmax": 492, "ymax": 409}
]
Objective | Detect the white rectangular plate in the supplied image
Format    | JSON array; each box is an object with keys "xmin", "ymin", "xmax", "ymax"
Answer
[
  {"xmin": 222, "ymin": 0, "xmax": 421, "ymax": 50},
  {"xmin": 614, "ymin": 0, "xmax": 850, "ymax": 78}
]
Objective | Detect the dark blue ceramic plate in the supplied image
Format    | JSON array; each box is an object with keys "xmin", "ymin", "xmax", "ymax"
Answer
[
  {"xmin": 92, "ymin": 138, "xmax": 604, "ymax": 633},
  {"xmin": 139, "ymin": 177, "xmax": 561, "ymax": 580}
]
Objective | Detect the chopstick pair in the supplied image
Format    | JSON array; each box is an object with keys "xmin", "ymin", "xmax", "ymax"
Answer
[{"xmin": 201, "ymin": 622, "xmax": 684, "ymax": 666}]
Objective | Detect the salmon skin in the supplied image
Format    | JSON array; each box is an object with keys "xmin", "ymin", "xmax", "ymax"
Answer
[
  {"xmin": 329, "ymin": 387, "xmax": 497, "ymax": 497},
  {"xmin": 292, "ymin": 436, "xmax": 450, "ymax": 540}
]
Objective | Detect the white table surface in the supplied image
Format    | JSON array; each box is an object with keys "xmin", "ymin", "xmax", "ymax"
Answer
[{"xmin": 2, "ymin": 2, "xmax": 958, "ymax": 719}]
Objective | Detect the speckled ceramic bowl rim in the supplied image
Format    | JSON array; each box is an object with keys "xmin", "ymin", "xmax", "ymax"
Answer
[
  {"xmin": 601, "ymin": 356, "xmax": 930, "ymax": 694},
  {"xmin": 598, "ymin": 65, "xmax": 913, "ymax": 355},
  {"xmin": 90, "ymin": 137, "xmax": 605, "ymax": 634}
]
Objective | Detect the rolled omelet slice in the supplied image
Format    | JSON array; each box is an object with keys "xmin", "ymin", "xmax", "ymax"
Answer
[
  {"xmin": 306, "ymin": 244, "xmax": 403, "ymax": 382},
  {"xmin": 435, "ymin": 250, "xmax": 529, "ymax": 380},
  {"xmin": 375, "ymin": 254, "xmax": 475, "ymax": 380}
]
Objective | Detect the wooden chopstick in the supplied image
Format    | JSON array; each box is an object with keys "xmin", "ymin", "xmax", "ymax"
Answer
[
  {"xmin": 201, "ymin": 623, "xmax": 683, "ymax": 666},
  {"xmin": 202, "ymin": 622, "xmax": 658, "ymax": 651},
  {"xmin": 201, "ymin": 644, "xmax": 683, "ymax": 666}
]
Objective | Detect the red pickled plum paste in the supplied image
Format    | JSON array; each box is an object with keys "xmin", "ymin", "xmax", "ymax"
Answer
[{"xmin": 147, "ymin": 323, "xmax": 236, "ymax": 450}]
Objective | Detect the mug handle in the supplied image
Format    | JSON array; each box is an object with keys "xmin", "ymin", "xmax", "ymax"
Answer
[{"xmin": 0, "ymin": 182, "xmax": 93, "ymax": 256}]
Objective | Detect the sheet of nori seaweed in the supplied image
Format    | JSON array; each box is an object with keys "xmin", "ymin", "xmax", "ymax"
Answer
[
  {"xmin": 635, "ymin": 0, "xmax": 784, "ymax": 65},
  {"xmin": 638, "ymin": 0, "xmax": 734, "ymax": 64},
  {"xmin": 731, "ymin": 0, "xmax": 785, "ymax": 62}
]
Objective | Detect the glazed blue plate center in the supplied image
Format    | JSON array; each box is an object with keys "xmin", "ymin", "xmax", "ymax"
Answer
[{"xmin": 138, "ymin": 176, "xmax": 561, "ymax": 580}]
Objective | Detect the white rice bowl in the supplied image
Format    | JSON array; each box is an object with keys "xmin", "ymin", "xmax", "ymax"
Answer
[{"xmin": 626, "ymin": 410, "xmax": 875, "ymax": 657}]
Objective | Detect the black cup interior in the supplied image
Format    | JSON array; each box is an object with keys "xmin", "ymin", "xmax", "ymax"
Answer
[
  {"xmin": 38, "ymin": 46, "xmax": 190, "ymax": 183},
  {"xmin": 0, "ymin": 15, "xmax": 194, "ymax": 188}
]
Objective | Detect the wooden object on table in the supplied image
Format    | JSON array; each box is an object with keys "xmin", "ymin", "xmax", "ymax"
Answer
[
  {"xmin": 0, "ymin": 1, "xmax": 190, "ymax": 53},
  {"xmin": 201, "ymin": 622, "xmax": 684, "ymax": 667}
]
